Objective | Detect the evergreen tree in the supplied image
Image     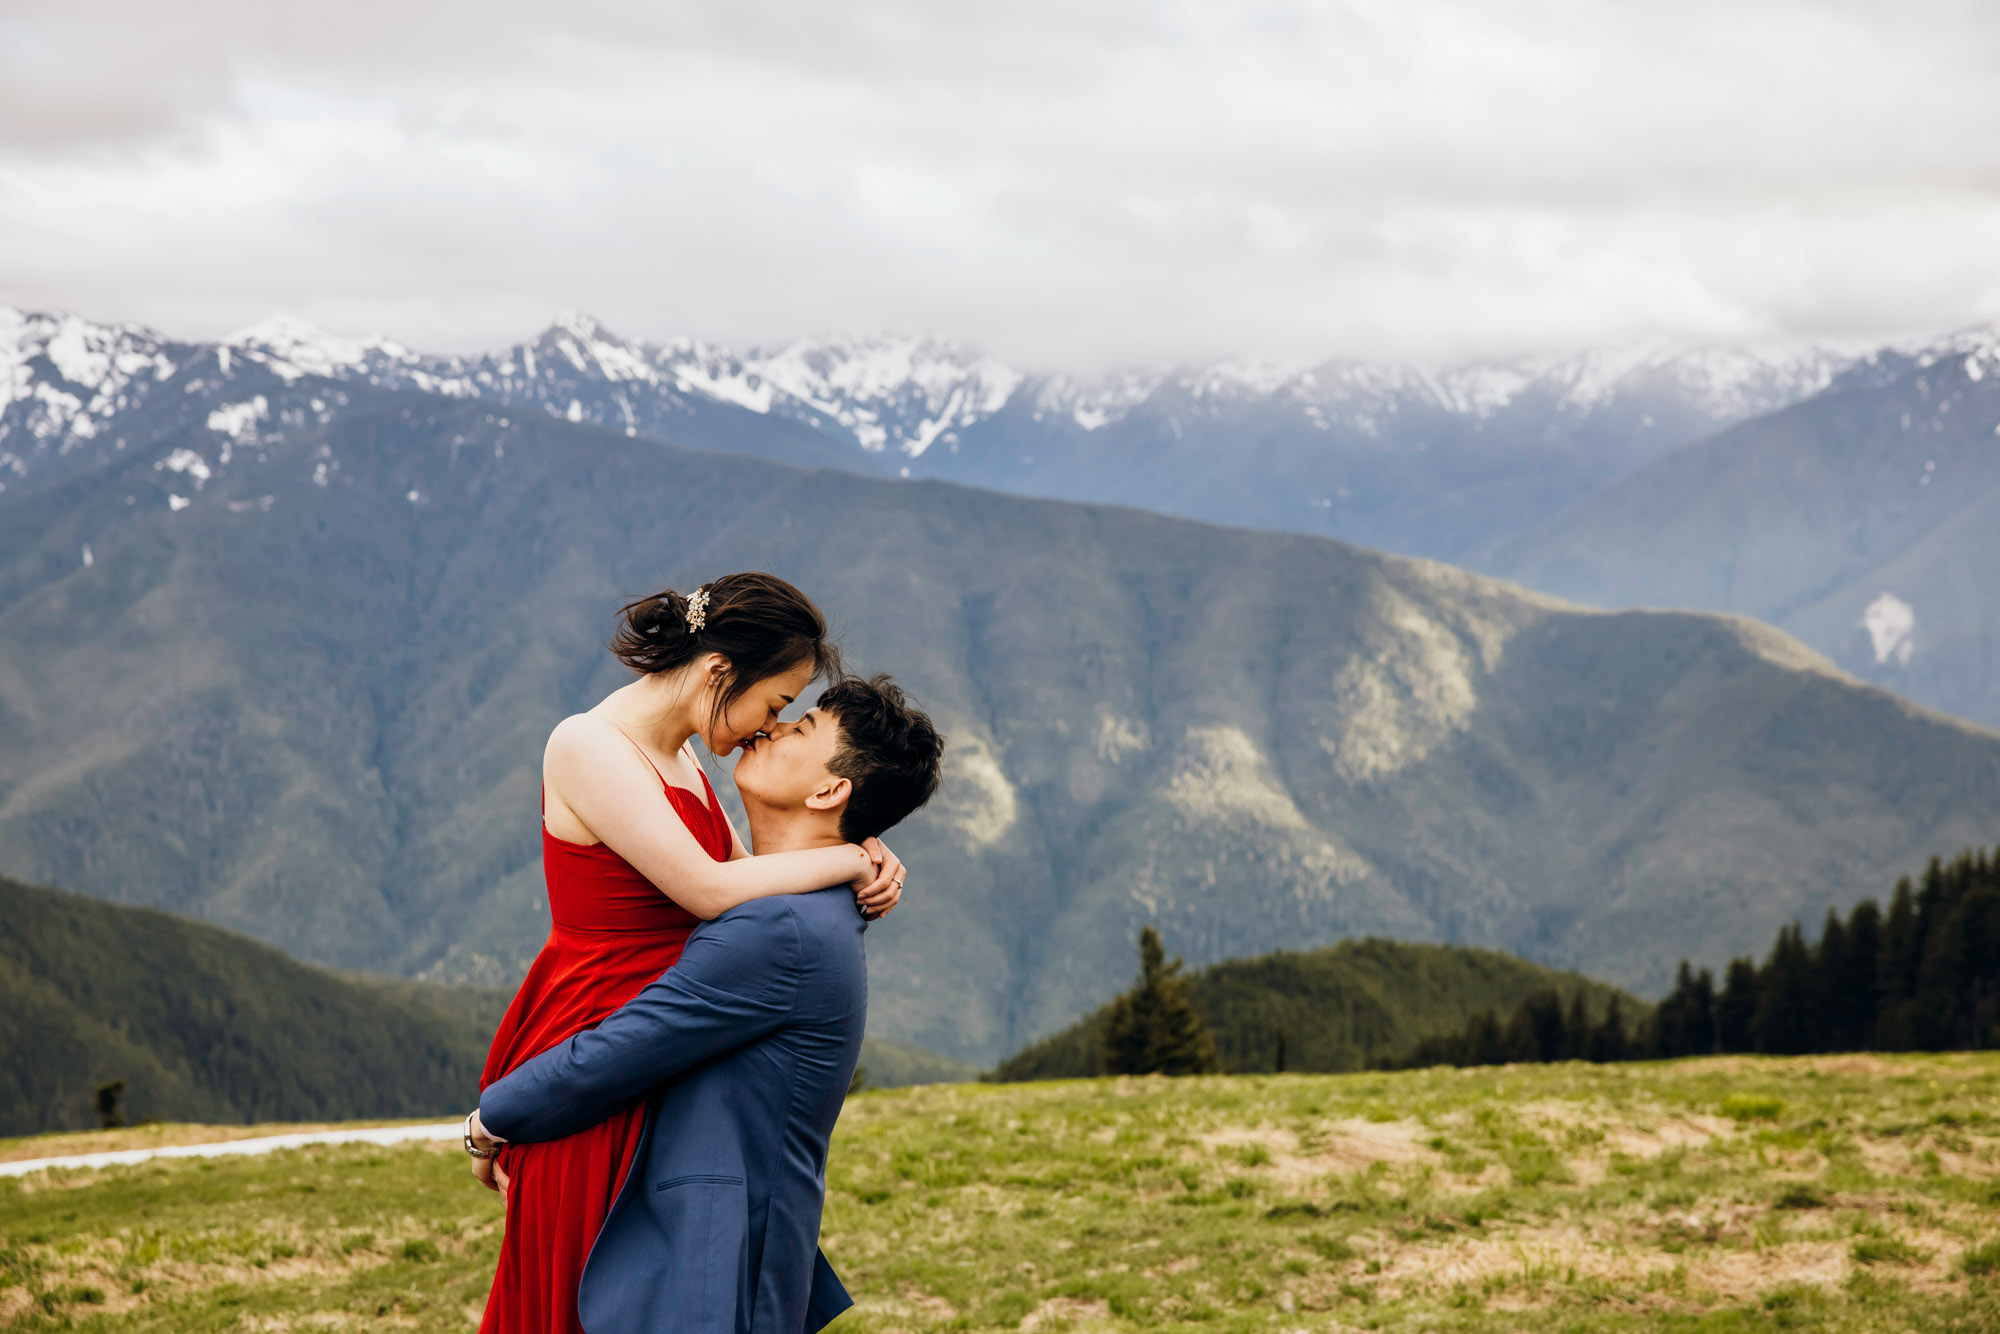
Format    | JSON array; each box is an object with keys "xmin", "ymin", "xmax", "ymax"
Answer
[
  {"xmin": 93, "ymin": 1080, "xmax": 126, "ymax": 1130},
  {"xmin": 1814, "ymin": 907, "xmax": 1849, "ymax": 1048},
  {"xmin": 1752, "ymin": 924, "xmax": 1818, "ymax": 1054},
  {"xmin": 1876, "ymin": 877, "xmax": 1921, "ymax": 1049},
  {"xmin": 1716, "ymin": 958, "xmax": 1759, "ymax": 1053},
  {"xmin": 1650, "ymin": 962, "xmax": 1718, "ymax": 1058},
  {"xmin": 1563, "ymin": 990, "xmax": 1591, "ymax": 1061},
  {"xmin": 1933, "ymin": 885, "xmax": 2000, "ymax": 1048},
  {"xmin": 1586, "ymin": 996, "xmax": 1630, "ymax": 1063},
  {"xmin": 1505, "ymin": 989, "xmax": 1567, "ymax": 1063},
  {"xmin": 1466, "ymin": 1009, "xmax": 1507, "ymax": 1066},
  {"xmin": 1653, "ymin": 963, "xmax": 1697, "ymax": 1057},
  {"xmin": 1102, "ymin": 927, "xmax": 1220, "ymax": 1076},
  {"xmin": 1688, "ymin": 967, "xmax": 1717, "ymax": 1056},
  {"xmin": 1836, "ymin": 900, "xmax": 1883, "ymax": 1052}
]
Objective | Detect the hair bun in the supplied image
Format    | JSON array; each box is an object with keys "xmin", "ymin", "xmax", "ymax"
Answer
[
  {"xmin": 608, "ymin": 571, "xmax": 838, "ymax": 686},
  {"xmin": 630, "ymin": 590, "xmax": 694, "ymax": 644}
]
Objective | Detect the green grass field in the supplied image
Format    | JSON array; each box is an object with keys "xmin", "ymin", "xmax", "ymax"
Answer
[{"xmin": 4, "ymin": 1055, "xmax": 1999, "ymax": 1332}]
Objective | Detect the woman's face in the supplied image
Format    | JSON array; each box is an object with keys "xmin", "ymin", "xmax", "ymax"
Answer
[{"xmin": 700, "ymin": 659, "xmax": 818, "ymax": 755}]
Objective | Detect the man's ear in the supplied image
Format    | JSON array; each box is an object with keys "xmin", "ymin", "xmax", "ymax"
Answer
[{"xmin": 803, "ymin": 775, "xmax": 852, "ymax": 814}]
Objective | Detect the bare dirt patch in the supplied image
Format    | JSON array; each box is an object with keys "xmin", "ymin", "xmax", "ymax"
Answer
[
  {"xmin": 1808, "ymin": 1055, "xmax": 1894, "ymax": 1076},
  {"xmin": 1203, "ymin": 1119, "xmax": 1440, "ymax": 1186},
  {"xmin": 1683, "ymin": 1241, "xmax": 1851, "ymax": 1298},
  {"xmin": 1019, "ymin": 1297, "xmax": 1114, "ymax": 1331}
]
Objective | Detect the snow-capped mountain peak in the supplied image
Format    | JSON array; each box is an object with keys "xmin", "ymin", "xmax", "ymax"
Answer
[
  {"xmin": 526, "ymin": 313, "xmax": 658, "ymax": 384},
  {"xmin": 0, "ymin": 307, "xmax": 188, "ymax": 489},
  {"xmin": 226, "ymin": 315, "xmax": 417, "ymax": 381},
  {"xmin": 1033, "ymin": 368, "xmax": 1167, "ymax": 431},
  {"xmin": 728, "ymin": 333, "xmax": 1024, "ymax": 456}
]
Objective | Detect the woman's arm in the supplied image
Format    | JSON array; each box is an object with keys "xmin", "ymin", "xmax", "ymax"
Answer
[{"xmin": 546, "ymin": 716, "xmax": 876, "ymax": 920}]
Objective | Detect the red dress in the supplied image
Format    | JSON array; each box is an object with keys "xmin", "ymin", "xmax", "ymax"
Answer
[{"xmin": 479, "ymin": 756, "xmax": 732, "ymax": 1334}]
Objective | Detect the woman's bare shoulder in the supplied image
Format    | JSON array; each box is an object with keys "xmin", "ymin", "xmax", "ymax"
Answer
[{"xmin": 545, "ymin": 711, "xmax": 629, "ymax": 768}]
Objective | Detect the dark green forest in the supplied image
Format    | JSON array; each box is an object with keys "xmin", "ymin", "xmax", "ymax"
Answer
[
  {"xmin": 1407, "ymin": 845, "xmax": 2000, "ymax": 1069},
  {"xmin": 0, "ymin": 874, "xmax": 509, "ymax": 1136},
  {"xmin": 991, "ymin": 935, "xmax": 1636, "ymax": 1081}
]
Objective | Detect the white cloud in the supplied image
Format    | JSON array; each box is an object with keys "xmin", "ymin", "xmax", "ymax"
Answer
[{"xmin": 1, "ymin": 0, "xmax": 1997, "ymax": 368}]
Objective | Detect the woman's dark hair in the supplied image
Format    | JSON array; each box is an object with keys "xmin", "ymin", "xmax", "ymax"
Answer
[
  {"xmin": 610, "ymin": 573, "xmax": 841, "ymax": 725},
  {"xmin": 818, "ymin": 674, "xmax": 945, "ymax": 842}
]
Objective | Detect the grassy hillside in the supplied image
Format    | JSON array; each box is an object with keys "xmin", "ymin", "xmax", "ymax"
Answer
[
  {"xmin": 4, "ymin": 1056, "xmax": 1999, "ymax": 1332},
  {"xmin": 7, "ymin": 365, "xmax": 2000, "ymax": 1064},
  {"xmin": 994, "ymin": 937, "xmax": 1637, "ymax": 1079}
]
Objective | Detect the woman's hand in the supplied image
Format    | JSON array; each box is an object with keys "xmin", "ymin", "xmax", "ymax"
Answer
[{"xmin": 851, "ymin": 838, "xmax": 904, "ymax": 919}]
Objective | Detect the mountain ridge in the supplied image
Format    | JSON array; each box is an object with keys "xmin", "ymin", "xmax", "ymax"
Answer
[
  {"xmin": 4, "ymin": 357, "xmax": 1998, "ymax": 1062},
  {"xmin": 1487, "ymin": 329, "xmax": 2000, "ymax": 729}
]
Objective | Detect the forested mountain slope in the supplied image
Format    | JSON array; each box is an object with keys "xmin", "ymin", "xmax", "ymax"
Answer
[
  {"xmin": 3, "ymin": 363, "xmax": 1999, "ymax": 1062},
  {"xmin": 992, "ymin": 936, "xmax": 1637, "ymax": 1080},
  {"xmin": 0, "ymin": 874, "xmax": 502, "ymax": 1136}
]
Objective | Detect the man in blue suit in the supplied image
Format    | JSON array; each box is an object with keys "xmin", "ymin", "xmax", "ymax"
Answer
[{"xmin": 469, "ymin": 676, "xmax": 944, "ymax": 1334}]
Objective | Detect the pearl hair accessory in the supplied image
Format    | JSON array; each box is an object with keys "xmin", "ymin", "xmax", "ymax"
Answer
[{"xmin": 685, "ymin": 586, "xmax": 710, "ymax": 632}]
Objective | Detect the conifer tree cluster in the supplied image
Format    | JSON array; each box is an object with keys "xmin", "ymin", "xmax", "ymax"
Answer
[
  {"xmin": 1405, "ymin": 846, "xmax": 2000, "ymax": 1069},
  {"xmin": 1399, "ymin": 988, "xmax": 1634, "ymax": 1068},
  {"xmin": 1102, "ymin": 927, "xmax": 1221, "ymax": 1076}
]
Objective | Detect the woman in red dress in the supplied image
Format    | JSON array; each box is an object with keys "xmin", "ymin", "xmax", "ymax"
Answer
[{"xmin": 475, "ymin": 573, "xmax": 904, "ymax": 1334}]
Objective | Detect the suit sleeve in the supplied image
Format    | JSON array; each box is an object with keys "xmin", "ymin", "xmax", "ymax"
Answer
[{"xmin": 480, "ymin": 903, "xmax": 803, "ymax": 1144}]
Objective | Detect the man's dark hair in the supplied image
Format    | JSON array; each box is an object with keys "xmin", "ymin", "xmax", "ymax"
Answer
[{"xmin": 817, "ymin": 674, "xmax": 945, "ymax": 842}]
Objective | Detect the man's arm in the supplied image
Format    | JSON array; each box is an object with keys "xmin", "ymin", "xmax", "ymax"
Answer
[{"xmin": 480, "ymin": 902, "xmax": 804, "ymax": 1144}]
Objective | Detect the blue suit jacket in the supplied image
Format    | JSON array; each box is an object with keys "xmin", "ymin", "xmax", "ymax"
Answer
[{"xmin": 480, "ymin": 888, "xmax": 867, "ymax": 1334}]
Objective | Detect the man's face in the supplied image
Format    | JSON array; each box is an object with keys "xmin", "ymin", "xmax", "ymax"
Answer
[{"xmin": 733, "ymin": 706, "xmax": 846, "ymax": 813}]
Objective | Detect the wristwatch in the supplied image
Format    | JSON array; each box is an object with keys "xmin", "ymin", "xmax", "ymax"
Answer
[{"xmin": 464, "ymin": 1111, "xmax": 499, "ymax": 1160}]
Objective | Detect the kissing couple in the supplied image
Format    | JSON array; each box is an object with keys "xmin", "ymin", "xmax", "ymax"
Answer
[{"xmin": 463, "ymin": 572, "xmax": 945, "ymax": 1334}]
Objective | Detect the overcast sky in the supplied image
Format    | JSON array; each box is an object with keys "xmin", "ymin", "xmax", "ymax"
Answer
[{"xmin": 2, "ymin": 0, "xmax": 1997, "ymax": 368}]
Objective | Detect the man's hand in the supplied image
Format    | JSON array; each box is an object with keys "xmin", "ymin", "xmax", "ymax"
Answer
[
  {"xmin": 467, "ymin": 1109, "xmax": 511, "ymax": 1195},
  {"xmin": 855, "ymin": 838, "xmax": 904, "ymax": 919}
]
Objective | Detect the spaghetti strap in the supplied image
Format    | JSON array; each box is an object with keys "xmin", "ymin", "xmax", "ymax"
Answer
[
  {"xmin": 611, "ymin": 728, "xmax": 717, "ymax": 816},
  {"xmin": 613, "ymin": 728, "xmax": 674, "ymax": 790},
  {"xmin": 681, "ymin": 741, "xmax": 722, "ymax": 814},
  {"xmin": 692, "ymin": 761, "xmax": 720, "ymax": 814}
]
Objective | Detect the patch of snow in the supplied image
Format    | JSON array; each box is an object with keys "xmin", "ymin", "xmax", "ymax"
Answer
[
  {"xmin": 1035, "ymin": 368, "xmax": 1165, "ymax": 432},
  {"xmin": 206, "ymin": 396, "xmax": 269, "ymax": 444},
  {"xmin": 1186, "ymin": 356, "xmax": 1311, "ymax": 399},
  {"xmin": 156, "ymin": 448, "xmax": 212, "ymax": 483},
  {"xmin": 1860, "ymin": 592, "xmax": 1915, "ymax": 666}
]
